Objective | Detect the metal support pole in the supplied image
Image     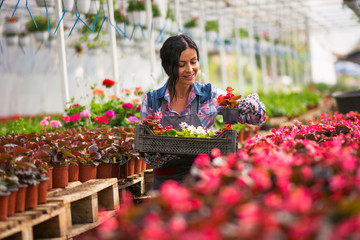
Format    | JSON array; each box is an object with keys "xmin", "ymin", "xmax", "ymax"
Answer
[
  {"xmin": 55, "ymin": 0, "xmax": 69, "ymax": 106},
  {"xmin": 146, "ymin": 0, "xmax": 156, "ymax": 86},
  {"xmin": 107, "ymin": 0, "xmax": 119, "ymax": 84},
  {"xmin": 199, "ymin": 0, "xmax": 209, "ymax": 83},
  {"xmin": 217, "ymin": 0, "xmax": 227, "ymax": 89},
  {"xmin": 234, "ymin": 14, "xmax": 245, "ymax": 96}
]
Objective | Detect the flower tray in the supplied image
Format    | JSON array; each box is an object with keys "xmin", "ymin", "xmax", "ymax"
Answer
[{"xmin": 135, "ymin": 125, "xmax": 238, "ymax": 156}]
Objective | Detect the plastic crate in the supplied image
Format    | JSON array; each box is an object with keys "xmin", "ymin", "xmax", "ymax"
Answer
[{"xmin": 135, "ymin": 124, "xmax": 238, "ymax": 156}]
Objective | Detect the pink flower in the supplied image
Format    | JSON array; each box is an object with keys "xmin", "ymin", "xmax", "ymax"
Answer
[
  {"xmin": 40, "ymin": 119, "xmax": 49, "ymax": 126},
  {"xmin": 80, "ymin": 109, "xmax": 91, "ymax": 118},
  {"xmin": 136, "ymin": 104, "xmax": 141, "ymax": 112},
  {"xmin": 286, "ymin": 187, "xmax": 313, "ymax": 214},
  {"xmin": 127, "ymin": 116, "xmax": 138, "ymax": 123},
  {"xmin": 122, "ymin": 103, "xmax": 134, "ymax": 109},
  {"xmin": 160, "ymin": 181, "xmax": 192, "ymax": 213},
  {"xmin": 167, "ymin": 216, "xmax": 187, "ymax": 233},
  {"xmin": 50, "ymin": 120, "xmax": 62, "ymax": 128},
  {"xmin": 329, "ymin": 174, "xmax": 347, "ymax": 191},
  {"xmin": 70, "ymin": 114, "xmax": 81, "ymax": 122},
  {"xmin": 155, "ymin": 111, "xmax": 162, "ymax": 120},
  {"xmin": 219, "ymin": 186, "xmax": 242, "ymax": 206},
  {"xmin": 193, "ymin": 154, "xmax": 210, "ymax": 167},
  {"xmin": 105, "ymin": 110, "xmax": 116, "ymax": 118},
  {"xmin": 61, "ymin": 115, "xmax": 70, "ymax": 123},
  {"xmin": 72, "ymin": 103, "xmax": 80, "ymax": 107},
  {"xmin": 165, "ymin": 125, "xmax": 173, "ymax": 131},
  {"xmin": 248, "ymin": 168, "xmax": 271, "ymax": 190},
  {"xmin": 211, "ymin": 148, "xmax": 221, "ymax": 158}
]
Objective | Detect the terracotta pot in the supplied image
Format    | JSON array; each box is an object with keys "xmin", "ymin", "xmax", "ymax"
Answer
[
  {"xmin": 38, "ymin": 179, "xmax": 49, "ymax": 204},
  {"xmin": 141, "ymin": 157, "xmax": 147, "ymax": 171},
  {"xmin": 7, "ymin": 188, "xmax": 18, "ymax": 217},
  {"xmin": 15, "ymin": 185, "xmax": 27, "ymax": 213},
  {"xmin": 0, "ymin": 193, "xmax": 10, "ymax": 221},
  {"xmin": 146, "ymin": 163, "xmax": 152, "ymax": 170},
  {"xmin": 127, "ymin": 158, "xmax": 135, "ymax": 176},
  {"xmin": 79, "ymin": 164, "xmax": 97, "ymax": 183},
  {"xmin": 238, "ymin": 131, "xmax": 244, "ymax": 144},
  {"xmin": 243, "ymin": 130, "xmax": 252, "ymax": 142},
  {"xmin": 96, "ymin": 163, "xmax": 112, "ymax": 179},
  {"xmin": 52, "ymin": 165, "xmax": 69, "ymax": 188},
  {"xmin": 134, "ymin": 158, "xmax": 142, "ymax": 174},
  {"xmin": 46, "ymin": 167, "xmax": 53, "ymax": 190},
  {"xmin": 68, "ymin": 163, "xmax": 79, "ymax": 182},
  {"xmin": 111, "ymin": 162, "xmax": 120, "ymax": 179},
  {"xmin": 119, "ymin": 162, "xmax": 128, "ymax": 180},
  {"xmin": 25, "ymin": 184, "xmax": 39, "ymax": 210}
]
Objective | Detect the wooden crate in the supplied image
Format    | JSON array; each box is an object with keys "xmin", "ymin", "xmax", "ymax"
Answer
[{"xmin": 0, "ymin": 178, "xmax": 119, "ymax": 240}]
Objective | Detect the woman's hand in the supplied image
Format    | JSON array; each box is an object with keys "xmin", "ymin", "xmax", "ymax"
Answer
[{"xmin": 239, "ymin": 93, "xmax": 261, "ymax": 115}]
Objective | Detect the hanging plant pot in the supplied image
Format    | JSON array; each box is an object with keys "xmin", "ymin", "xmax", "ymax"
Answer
[
  {"xmin": 34, "ymin": 31, "xmax": 49, "ymax": 42},
  {"xmin": 79, "ymin": 164, "xmax": 97, "ymax": 183},
  {"xmin": 0, "ymin": 193, "xmax": 10, "ymax": 221},
  {"xmin": 15, "ymin": 184, "xmax": 27, "ymax": 213},
  {"xmin": 62, "ymin": 0, "xmax": 75, "ymax": 11},
  {"xmin": 88, "ymin": 0, "xmax": 100, "ymax": 14},
  {"xmin": 68, "ymin": 163, "xmax": 79, "ymax": 182},
  {"xmin": 4, "ymin": 21, "xmax": 20, "ymax": 34},
  {"xmin": 206, "ymin": 30, "xmax": 218, "ymax": 42},
  {"xmin": 133, "ymin": 26, "xmax": 146, "ymax": 41},
  {"xmin": 7, "ymin": 188, "xmax": 18, "ymax": 217},
  {"xmin": 35, "ymin": 0, "xmax": 55, "ymax": 7},
  {"xmin": 25, "ymin": 184, "xmax": 39, "ymax": 210},
  {"xmin": 129, "ymin": 11, "xmax": 147, "ymax": 27},
  {"xmin": 187, "ymin": 27, "xmax": 202, "ymax": 40},
  {"xmin": 5, "ymin": 35, "xmax": 19, "ymax": 46},
  {"xmin": 152, "ymin": 17, "xmax": 165, "ymax": 30},
  {"xmin": 96, "ymin": 163, "xmax": 112, "ymax": 179},
  {"xmin": 221, "ymin": 108, "xmax": 240, "ymax": 124},
  {"xmin": 19, "ymin": 35, "xmax": 30, "ymax": 46},
  {"xmin": 75, "ymin": 0, "xmax": 91, "ymax": 14},
  {"xmin": 52, "ymin": 165, "xmax": 69, "ymax": 188}
]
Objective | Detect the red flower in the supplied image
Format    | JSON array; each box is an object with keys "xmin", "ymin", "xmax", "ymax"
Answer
[
  {"xmin": 102, "ymin": 79, "xmax": 115, "ymax": 88},
  {"xmin": 226, "ymin": 86, "xmax": 234, "ymax": 93},
  {"xmin": 70, "ymin": 114, "xmax": 81, "ymax": 122},
  {"xmin": 122, "ymin": 103, "xmax": 134, "ymax": 109},
  {"xmin": 94, "ymin": 116, "xmax": 109, "ymax": 125}
]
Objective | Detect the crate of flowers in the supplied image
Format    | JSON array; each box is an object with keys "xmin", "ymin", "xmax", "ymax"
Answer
[{"xmin": 135, "ymin": 113, "xmax": 238, "ymax": 156}]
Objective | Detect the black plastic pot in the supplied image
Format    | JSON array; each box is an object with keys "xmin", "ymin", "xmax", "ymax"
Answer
[
  {"xmin": 221, "ymin": 108, "xmax": 240, "ymax": 124},
  {"xmin": 333, "ymin": 90, "xmax": 360, "ymax": 114}
]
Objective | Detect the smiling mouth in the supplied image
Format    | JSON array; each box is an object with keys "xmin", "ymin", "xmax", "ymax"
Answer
[{"xmin": 183, "ymin": 74, "xmax": 195, "ymax": 80}]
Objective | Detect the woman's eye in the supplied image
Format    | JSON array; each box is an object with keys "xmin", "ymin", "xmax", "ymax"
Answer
[{"xmin": 179, "ymin": 65, "xmax": 184, "ymax": 68}]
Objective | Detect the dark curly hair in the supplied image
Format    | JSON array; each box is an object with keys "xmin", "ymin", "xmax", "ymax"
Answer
[{"xmin": 160, "ymin": 34, "xmax": 199, "ymax": 100}]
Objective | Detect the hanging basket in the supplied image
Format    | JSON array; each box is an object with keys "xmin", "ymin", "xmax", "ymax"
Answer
[
  {"xmin": 62, "ymin": 0, "xmax": 75, "ymax": 12},
  {"xmin": 19, "ymin": 35, "xmax": 30, "ymax": 46},
  {"xmin": 5, "ymin": 35, "xmax": 18, "ymax": 46},
  {"xmin": 36, "ymin": 0, "xmax": 55, "ymax": 7},
  {"xmin": 75, "ymin": 0, "xmax": 91, "ymax": 14},
  {"xmin": 153, "ymin": 17, "xmax": 165, "ymax": 30},
  {"xmin": 34, "ymin": 31, "xmax": 49, "ymax": 42},
  {"xmin": 88, "ymin": 0, "xmax": 100, "ymax": 14},
  {"xmin": 128, "ymin": 11, "xmax": 147, "ymax": 27},
  {"xmin": 4, "ymin": 22, "xmax": 20, "ymax": 34}
]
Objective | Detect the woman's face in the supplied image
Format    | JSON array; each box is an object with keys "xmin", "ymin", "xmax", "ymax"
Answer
[{"xmin": 177, "ymin": 48, "xmax": 199, "ymax": 87}]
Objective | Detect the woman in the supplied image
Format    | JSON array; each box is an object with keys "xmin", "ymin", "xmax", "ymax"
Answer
[{"xmin": 140, "ymin": 34, "xmax": 266, "ymax": 190}]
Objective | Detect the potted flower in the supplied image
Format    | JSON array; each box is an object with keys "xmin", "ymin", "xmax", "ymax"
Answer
[
  {"xmin": 36, "ymin": 0, "xmax": 55, "ymax": 7},
  {"xmin": 4, "ymin": 16, "xmax": 20, "ymax": 34},
  {"xmin": 26, "ymin": 16, "xmax": 55, "ymax": 42},
  {"xmin": 3, "ymin": 32, "xmax": 18, "ymax": 46},
  {"xmin": 127, "ymin": 0, "xmax": 147, "ymax": 27},
  {"xmin": 184, "ymin": 16, "xmax": 201, "ymax": 39},
  {"xmin": 217, "ymin": 87, "xmax": 242, "ymax": 124},
  {"xmin": 0, "ymin": 179, "xmax": 10, "ymax": 221},
  {"xmin": 18, "ymin": 31, "xmax": 30, "ymax": 46},
  {"xmin": 77, "ymin": 144, "xmax": 100, "ymax": 183},
  {"xmin": 205, "ymin": 20, "xmax": 218, "ymax": 41},
  {"xmin": 152, "ymin": 2, "xmax": 164, "ymax": 30}
]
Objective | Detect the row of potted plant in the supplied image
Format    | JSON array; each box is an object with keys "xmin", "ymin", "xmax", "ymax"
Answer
[
  {"xmin": 84, "ymin": 110, "xmax": 360, "ymax": 239},
  {"xmin": 0, "ymin": 125, "xmax": 146, "ymax": 221}
]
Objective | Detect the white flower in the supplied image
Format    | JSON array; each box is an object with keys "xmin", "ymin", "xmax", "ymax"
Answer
[
  {"xmin": 196, "ymin": 126, "xmax": 207, "ymax": 135},
  {"xmin": 179, "ymin": 122, "xmax": 188, "ymax": 131},
  {"xmin": 187, "ymin": 125, "xmax": 197, "ymax": 134}
]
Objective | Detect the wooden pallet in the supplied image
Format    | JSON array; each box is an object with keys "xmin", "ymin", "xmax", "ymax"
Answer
[{"xmin": 0, "ymin": 178, "xmax": 119, "ymax": 240}]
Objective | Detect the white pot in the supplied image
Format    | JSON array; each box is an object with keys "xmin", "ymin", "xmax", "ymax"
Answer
[
  {"xmin": 34, "ymin": 31, "xmax": 49, "ymax": 42},
  {"xmin": 187, "ymin": 27, "xmax": 202, "ymax": 40},
  {"xmin": 35, "ymin": 0, "xmax": 55, "ymax": 7},
  {"xmin": 62, "ymin": 0, "xmax": 74, "ymax": 11},
  {"xmin": 206, "ymin": 30, "xmax": 218, "ymax": 42},
  {"xmin": 75, "ymin": 0, "xmax": 90, "ymax": 14},
  {"xmin": 5, "ymin": 35, "xmax": 18, "ymax": 46},
  {"xmin": 19, "ymin": 36, "xmax": 30, "ymax": 46},
  {"xmin": 4, "ymin": 22, "xmax": 20, "ymax": 34},
  {"xmin": 133, "ymin": 26, "xmax": 146, "ymax": 41},
  {"xmin": 129, "ymin": 11, "xmax": 147, "ymax": 27},
  {"xmin": 152, "ymin": 17, "xmax": 165, "ymax": 30},
  {"xmin": 88, "ymin": 0, "xmax": 100, "ymax": 14}
]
